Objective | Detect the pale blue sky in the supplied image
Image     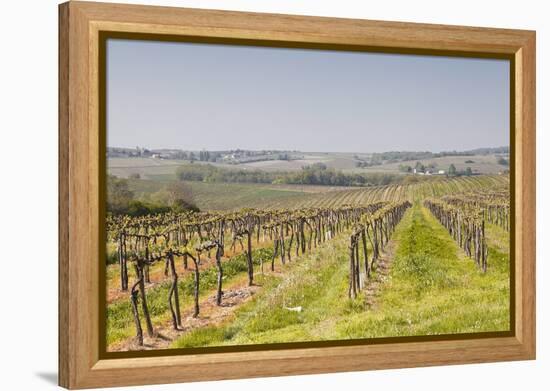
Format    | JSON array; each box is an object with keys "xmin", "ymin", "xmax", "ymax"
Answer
[{"xmin": 107, "ymin": 39, "xmax": 509, "ymax": 153}]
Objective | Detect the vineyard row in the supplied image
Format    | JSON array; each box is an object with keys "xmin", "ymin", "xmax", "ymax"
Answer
[
  {"xmin": 347, "ymin": 201, "xmax": 412, "ymax": 298},
  {"xmin": 108, "ymin": 202, "xmax": 408, "ymax": 346},
  {"xmin": 424, "ymin": 198, "xmax": 489, "ymax": 271}
]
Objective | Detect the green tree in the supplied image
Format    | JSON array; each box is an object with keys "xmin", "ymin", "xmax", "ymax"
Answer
[
  {"xmin": 152, "ymin": 181, "xmax": 198, "ymax": 212},
  {"xmin": 414, "ymin": 161, "xmax": 425, "ymax": 173},
  {"xmin": 497, "ymin": 157, "xmax": 509, "ymax": 166},
  {"xmin": 107, "ymin": 175, "xmax": 134, "ymax": 213},
  {"xmin": 398, "ymin": 164, "xmax": 412, "ymax": 173},
  {"xmin": 448, "ymin": 164, "xmax": 457, "ymax": 176}
]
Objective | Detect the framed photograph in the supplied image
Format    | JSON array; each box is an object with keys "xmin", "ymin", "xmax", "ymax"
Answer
[{"xmin": 59, "ymin": 1, "xmax": 536, "ymax": 389}]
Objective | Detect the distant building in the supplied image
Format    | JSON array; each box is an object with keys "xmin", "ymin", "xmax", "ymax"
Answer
[{"xmin": 413, "ymin": 167, "xmax": 446, "ymax": 175}]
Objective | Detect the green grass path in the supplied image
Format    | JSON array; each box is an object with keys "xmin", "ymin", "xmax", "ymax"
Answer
[
  {"xmin": 334, "ymin": 202, "xmax": 510, "ymax": 338},
  {"xmin": 171, "ymin": 201, "xmax": 510, "ymax": 348}
]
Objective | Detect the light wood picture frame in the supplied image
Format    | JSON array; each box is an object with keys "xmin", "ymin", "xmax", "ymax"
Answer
[{"xmin": 59, "ymin": 1, "xmax": 536, "ymax": 389}]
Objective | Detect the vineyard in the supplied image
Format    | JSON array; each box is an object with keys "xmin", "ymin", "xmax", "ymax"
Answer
[
  {"xmin": 127, "ymin": 174, "xmax": 509, "ymax": 211},
  {"xmin": 105, "ymin": 175, "xmax": 511, "ymax": 351},
  {"xmin": 425, "ymin": 190, "xmax": 510, "ymax": 272},
  {"xmin": 289, "ymin": 175, "xmax": 509, "ymax": 209}
]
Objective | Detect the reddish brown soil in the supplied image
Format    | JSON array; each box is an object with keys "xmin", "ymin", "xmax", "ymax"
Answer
[
  {"xmin": 108, "ymin": 281, "xmax": 261, "ymax": 352},
  {"xmin": 106, "ymin": 242, "xmax": 270, "ymax": 304}
]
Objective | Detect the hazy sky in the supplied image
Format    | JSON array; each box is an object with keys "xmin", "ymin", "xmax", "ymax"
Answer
[{"xmin": 107, "ymin": 39, "xmax": 509, "ymax": 153}]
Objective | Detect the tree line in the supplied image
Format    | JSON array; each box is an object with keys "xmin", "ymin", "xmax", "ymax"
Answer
[
  {"xmin": 107, "ymin": 175, "xmax": 198, "ymax": 217},
  {"xmin": 175, "ymin": 163, "xmax": 402, "ymax": 187},
  {"xmin": 365, "ymin": 147, "xmax": 510, "ymax": 165}
]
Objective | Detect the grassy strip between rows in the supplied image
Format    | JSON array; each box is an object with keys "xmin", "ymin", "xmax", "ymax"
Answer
[
  {"xmin": 334, "ymin": 203, "xmax": 510, "ymax": 338},
  {"xmin": 106, "ymin": 248, "xmax": 273, "ymax": 347},
  {"xmin": 171, "ymin": 201, "xmax": 510, "ymax": 348}
]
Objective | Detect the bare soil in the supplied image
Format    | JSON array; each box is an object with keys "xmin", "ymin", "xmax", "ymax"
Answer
[
  {"xmin": 107, "ymin": 242, "xmax": 269, "ymax": 304},
  {"xmin": 108, "ymin": 282, "xmax": 261, "ymax": 351}
]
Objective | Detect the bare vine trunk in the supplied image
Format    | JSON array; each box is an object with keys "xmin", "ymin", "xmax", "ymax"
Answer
[
  {"xmin": 130, "ymin": 280, "xmax": 143, "ymax": 345},
  {"xmin": 166, "ymin": 252, "xmax": 181, "ymax": 329},
  {"xmin": 349, "ymin": 238, "xmax": 356, "ymax": 299},
  {"xmin": 361, "ymin": 230, "xmax": 369, "ymax": 278},
  {"xmin": 215, "ymin": 244, "xmax": 224, "ymax": 305},
  {"xmin": 246, "ymin": 231, "xmax": 254, "ymax": 286},
  {"xmin": 135, "ymin": 262, "xmax": 153, "ymax": 337},
  {"xmin": 119, "ymin": 235, "xmax": 128, "ymax": 291},
  {"xmin": 191, "ymin": 254, "xmax": 200, "ymax": 317}
]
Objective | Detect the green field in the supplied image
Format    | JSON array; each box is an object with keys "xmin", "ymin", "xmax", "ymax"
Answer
[
  {"xmin": 125, "ymin": 174, "xmax": 509, "ymax": 211},
  {"xmin": 126, "ymin": 179, "xmax": 335, "ymax": 211}
]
